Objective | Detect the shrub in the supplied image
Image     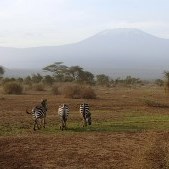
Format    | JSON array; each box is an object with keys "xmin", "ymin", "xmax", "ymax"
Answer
[
  {"xmin": 81, "ymin": 87, "xmax": 96, "ymax": 99},
  {"xmin": 51, "ymin": 85, "xmax": 60, "ymax": 95},
  {"xmin": 3, "ymin": 82, "xmax": 23, "ymax": 94},
  {"xmin": 33, "ymin": 83, "xmax": 45, "ymax": 91},
  {"xmin": 62, "ymin": 85, "xmax": 80, "ymax": 99},
  {"xmin": 2, "ymin": 78, "xmax": 16, "ymax": 84},
  {"xmin": 42, "ymin": 75, "xmax": 54, "ymax": 86},
  {"xmin": 155, "ymin": 79, "xmax": 164, "ymax": 86},
  {"xmin": 144, "ymin": 99, "xmax": 169, "ymax": 108},
  {"xmin": 62, "ymin": 84, "xmax": 96, "ymax": 99},
  {"xmin": 23, "ymin": 76, "xmax": 32, "ymax": 86}
]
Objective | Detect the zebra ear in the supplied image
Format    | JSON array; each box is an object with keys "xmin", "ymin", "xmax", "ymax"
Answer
[{"xmin": 41, "ymin": 98, "xmax": 47, "ymax": 101}]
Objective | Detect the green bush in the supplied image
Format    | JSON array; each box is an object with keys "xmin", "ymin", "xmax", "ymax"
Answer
[{"xmin": 3, "ymin": 82, "xmax": 23, "ymax": 94}]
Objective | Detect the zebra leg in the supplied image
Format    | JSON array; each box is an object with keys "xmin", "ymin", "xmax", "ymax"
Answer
[
  {"xmin": 37, "ymin": 119, "xmax": 41, "ymax": 130},
  {"xmin": 60, "ymin": 120, "xmax": 63, "ymax": 131},
  {"xmin": 62, "ymin": 120, "xmax": 64, "ymax": 131},
  {"xmin": 38, "ymin": 119, "xmax": 42, "ymax": 129},
  {"xmin": 62, "ymin": 119, "xmax": 66, "ymax": 130},
  {"xmin": 34, "ymin": 123, "xmax": 36, "ymax": 131},
  {"xmin": 83, "ymin": 119, "xmax": 87, "ymax": 127},
  {"xmin": 43, "ymin": 117, "xmax": 46, "ymax": 128},
  {"xmin": 65, "ymin": 120, "xmax": 67, "ymax": 130},
  {"xmin": 34, "ymin": 119, "xmax": 38, "ymax": 131}
]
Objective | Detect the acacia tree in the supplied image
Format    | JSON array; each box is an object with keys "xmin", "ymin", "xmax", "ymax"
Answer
[
  {"xmin": 124, "ymin": 76, "xmax": 141, "ymax": 85},
  {"xmin": 69, "ymin": 66, "xmax": 83, "ymax": 81},
  {"xmin": 69, "ymin": 67, "xmax": 94, "ymax": 84},
  {"xmin": 43, "ymin": 63, "xmax": 95, "ymax": 84},
  {"xmin": 24, "ymin": 76, "xmax": 32, "ymax": 85},
  {"xmin": 0, "ymin": 66, "xmax": 4, "ymax": 78},
  {"xmin": 78, "ymin": 71, "xmax": 95, "ymax": 84},
  {"xmin": 164, "ymin": 71, "xmax": 169, "ymax": 94},
  {"xmin": 96, "ymin": 74, "xmax": 110, "ymax": 86},
  {"xmin": 42, "ymin": 75, "xmax": 54, "ymax": 86},
  {"xmin": 43, "ymin": 62, "xmax": 68, "ymax": 82},
  {"xmin": 155, "ymin": 79, "xmax": 163, "ymax": 86},
  {"xmin": 31, "ymin": 73, "xmax": 43, "ymax": 83}
]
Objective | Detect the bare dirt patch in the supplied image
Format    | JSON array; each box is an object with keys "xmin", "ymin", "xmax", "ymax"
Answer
[{"xmin": 2, "ymin": 132, "xmax": 168, "ymax": 169}]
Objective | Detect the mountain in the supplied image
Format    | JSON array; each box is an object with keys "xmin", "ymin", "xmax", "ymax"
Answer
[{"xmin": 1, "ymin": 28, "xmax": 169, "ymax": 79}]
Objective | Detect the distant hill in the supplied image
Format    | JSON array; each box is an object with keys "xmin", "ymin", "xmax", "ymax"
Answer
[
  {"xmin": 4, "ymin": 68, "xmax": 43, "ymax": 78},
  {"xmin": 1, "ymin": 28, "xmax": 169, "ymax": 79}
]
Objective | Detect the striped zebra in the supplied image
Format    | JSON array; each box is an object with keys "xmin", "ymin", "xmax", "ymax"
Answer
[
  {"xmin": 58, "ymin": 104, "xmax": 69, "ymax": 130},
  {"xmin": 80, "ymin": 103, "xmax": 91, "ymax": 127},
  {"xmin": 26, "ymin": 99, "xmax": 48, "ymax": 131}
]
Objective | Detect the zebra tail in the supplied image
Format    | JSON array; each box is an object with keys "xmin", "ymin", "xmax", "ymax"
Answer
[{"xmin": 26, "ymin": 109, "xmax": 31, "ymax": 114}]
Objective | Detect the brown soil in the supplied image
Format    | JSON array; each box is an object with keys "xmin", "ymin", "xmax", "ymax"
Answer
[{"xmin": 1, "ymin": 86, "xmax": 169, "ymax": 169}]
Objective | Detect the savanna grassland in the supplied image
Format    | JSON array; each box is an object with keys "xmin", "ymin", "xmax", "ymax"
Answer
[{"xmin": 1, "ymin": 85, "xmax": 169, "ymax": 169}]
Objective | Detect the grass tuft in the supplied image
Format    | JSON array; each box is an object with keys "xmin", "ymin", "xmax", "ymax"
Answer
[{"xmin": 144, "ymin": 99, "xmax": 169, "ymax": 108}]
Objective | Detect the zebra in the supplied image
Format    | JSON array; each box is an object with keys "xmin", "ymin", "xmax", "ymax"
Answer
[
  {"xmin": 58, "ymin": 104, "xmax": 69, "ymax": 131},
  {"xmin": 80, "ymin": 103, "xmax": 92, "ymax": 127},
  {"xmin": 26, "ymin": 99, "xmax": 48, "ymax": 131}
]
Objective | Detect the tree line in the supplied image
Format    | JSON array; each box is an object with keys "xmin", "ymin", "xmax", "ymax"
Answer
[{"xmin": 0, "ymin": 62, "xmax": 144, "ymax": 87}]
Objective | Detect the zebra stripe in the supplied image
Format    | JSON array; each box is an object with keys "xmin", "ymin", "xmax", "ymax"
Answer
[
  {"xmin": 26, "ymin": 99, "xmax": 48, "ymax": 131},
  {"xmin": 58, "ymin": 104, "xmax": 69, "ymax": 130},
  {"xmin": 80, "ymin": 103, "xmax": 91, "ymax": 126}
]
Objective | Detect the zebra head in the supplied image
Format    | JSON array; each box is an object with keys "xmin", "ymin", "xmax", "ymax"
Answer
[{"xmin": 41, "ymin": 99, "xmax": 48, "ymax": 111}]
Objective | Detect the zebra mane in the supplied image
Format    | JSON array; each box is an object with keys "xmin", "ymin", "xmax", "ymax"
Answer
[{"xmin": 61, "ymin": 104, "xmax": 68, "ymax": 107}]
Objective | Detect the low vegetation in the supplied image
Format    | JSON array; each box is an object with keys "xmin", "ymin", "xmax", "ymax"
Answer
[
  {"xmin": 61, "ymin": 84, "xmax": 96, "ymax": 99},
  {"xmin": 2, "ymin": 82, "xmax": 23, "ymax": 94},
  {"xmin": 51, "ymin": 85, "xmax": 60, "ymax": 95},
  {"xmin": 144, "ymin": 99, "xmax": 169, "ymax": 108},
  {"xmin": 32, "ymin": 83, "xmax": 45, "ymax": 91}
]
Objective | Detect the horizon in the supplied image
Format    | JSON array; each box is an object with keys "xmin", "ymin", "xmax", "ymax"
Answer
[
  {"xmin": 0, "ymin": 0, "xmax": 169, "ymax": 48},
  {"xmin": 3, "ymin": 66, "xmax": 165, "ymax": 80}
]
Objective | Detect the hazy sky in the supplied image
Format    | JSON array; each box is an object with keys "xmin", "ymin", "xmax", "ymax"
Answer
[{"xmin": 0, "ymin": 0, "xmax": 169, "ymax": 47}]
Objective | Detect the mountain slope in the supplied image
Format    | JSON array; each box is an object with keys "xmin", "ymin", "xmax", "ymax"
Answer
[{"xmin": 1, "ymin": 28, "xmax": 169, "ymax": 78}]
